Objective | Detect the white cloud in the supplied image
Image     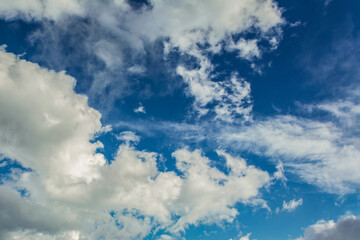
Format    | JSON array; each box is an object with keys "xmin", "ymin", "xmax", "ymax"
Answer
[
  {"xmin": 0, "ymin": 50, "xmax": 273, "ymax": 239},
  {"xmin": 0, "ymin": 49, "xmax": 105, "ymax": 183},
  {"xmin": 114, "ymin": 87, "xmax": 360, "ymax": 196},
  {"xmin": 0, "ymin": 0, "xmax": 85, "ymax": 21},
  {"xmin": 128, "ymin": 65, "xmax": 146, "ymax": 75},
  {"xmin": 150, "ymin": 0, "xmax": 284, "ymax": 121},
  {"xmin": 177, "ymin": 61, "xmax": 253, "ymax": 122},
  {"xmin": 1, "ymin": 0, "xmax": 284, "ymax": 51},
  {"xmin": 1, "ymin": 0, "xmax": 284, "ymax": 123},
  {"xmin": 4, "ymin": 229, "xmax": 83, "ymax": 240},
  {"xmin": 227, "ymin": 38, "xmax": 260, "ymax": 60},
  {"xmin": 0, "ymin": 50, "xmax": 173, "ymax": 238},
  {"xmin": 239, "ymin": 233, "xmax": 252, "ymax": 240},
  {"xmin": 170, "ymin": 149, "xmax": 271, "ymax": 232},
  {"xmin": 282, "ymin": 198, "xmax": 303, "ymax": 212},
  {"xmin": 0, "ymin": 160, "xmax": 7, "ymax": 168},
  {"xmin": 296, "ymin": 215, "xmax": 360, "ymax": 240},
  {"xmin": 290, "ymin": 21, "xmax": 303, "ymax": 27},
  {"xmin": 157, "ymin": 235, "xmax": 175, "ymax": 240},
  {"xmin": 129, "ymin": 0, "xmax": 284, "ymax": 52},
  {"xmin": 134, "ymin": 104, "xmax": 146, "ymax": 114},
  {"xmin": 99, "ymin": 124, "xmax": 112, "ymax": 134},
  {"xmin": 221, "ymin": 107, "xmax": 360, "ymax": 194},
  {"xmin": 116, "ymin": 131, "xmax": 140, "ymax": 145},
  {"xmin": 273, "ymin": 161, "xmax": 286, "ymax": 182}
]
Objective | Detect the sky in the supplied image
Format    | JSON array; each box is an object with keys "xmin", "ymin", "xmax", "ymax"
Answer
[{"xmin": 0, "ymin": 0, "xmax": 360, "ymax": 239}]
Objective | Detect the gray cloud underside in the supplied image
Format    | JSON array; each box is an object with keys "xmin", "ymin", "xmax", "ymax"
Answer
[{"xmin": 296, "ymin": 215, "xmax": 360, "ymax": 240}]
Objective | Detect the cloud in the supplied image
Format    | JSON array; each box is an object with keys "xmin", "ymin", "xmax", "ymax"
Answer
[
  {"xmin": 2, "ymin": 0, "xmax": 284, "ymax": 122},
  {"xmin": 4, "ymin": 229, "xmax": 83, "ymax": 240},
  {"xmin": 273, "ymin": 161, "xmax": 286, "ymax": 182},
  {"xmin": 0, "ymin": 0, "xmax": 85, "ymax": 21},
  {"xmin": 116, "ymin": 131, "xmax": 140, "ymax": 145},
  {"xmin": 151, "ymin": 0, "xmax": 284, "ymax": 121},
  {"xmin": 227, "ymin": 38, "xmax": 260, "ymax": 60},
  {"xmin": 0, "ymin": 48, "xmax": 105, "ymax": 182},
  {"xmin": 230, "ymin": 233, "xmax": 252, "ymax": 240},
  {"xmin": 0, "ymin": 160, "xmax": 7, "ymax": 168},
  {"xmin": 178, "ymin": 63, "xmax": 253, "ymax": 121},
  {"xmin": 112, "ymin": 85, "xmax": 360, "ymax": 196},
  {"xmin": 324, "ymin": 0, "xmax": 333, "ymax": 6},
  {"xmin": 239, "ymin": 233, "xmax": 252, "ymax": 240},
  {"xmin": 98, "ymin": 124, "xmax": 113, "ymax": 134},
  {"xmin": 130, "ymin": 0, "xmax": 284, "ymax": 51},
  {"xmin": 221, "ymin": 94, "xmax": 360, "ymax": 194},
  {"xmin": 170, "ymin": 149, "xmax": 271, "ymax": 232},
  {"xmin": 128, "ymin": 65, "xmax": 146, "ymax": 75},
  {"xmin": 0, "ymin": 49, "xmax": 174, "ymax": 238},
  {"xmin": 134, "ymin": 104, "xmax": 146, "ymax": 114},
  {"xmin": 0, "ymin": 49, "xmax": 273, "ymax": 238},
  {"xmin": 282, "ymin": 199, "xmax": 303, "ymax": 212},
  {"xmin": 296, "ymin": 215, "xmax": 360, "ymax": 240}
]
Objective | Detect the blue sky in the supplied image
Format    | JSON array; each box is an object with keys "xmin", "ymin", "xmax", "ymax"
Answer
[{"xmin": 0, "ymin": 0, "xmax": 360, "ymax": 239}]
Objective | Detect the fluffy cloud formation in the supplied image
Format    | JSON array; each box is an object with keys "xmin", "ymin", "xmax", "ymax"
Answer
[
  {"xmin": 170, "ymin": 149, "xmax": 270, "ymax": 232},
  {"xmin": 0, "ymin": 50, "xmax": 272, "ymax": 238},
  {"xmin": 128, "ymin": 0, "xmax": 283, "ymax": 50},
  {"xmin": 0, "ymin": 46, "xmax": 105, "ymax": 182},
  {"xmin": 296, "ymin": 215, "xmax": 360, "ymax": 240}
]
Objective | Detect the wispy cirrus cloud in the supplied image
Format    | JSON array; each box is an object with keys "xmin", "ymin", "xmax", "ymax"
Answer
[{"xmin": 220, "ymin": 104, "xmax": 360, "ymax": 195}]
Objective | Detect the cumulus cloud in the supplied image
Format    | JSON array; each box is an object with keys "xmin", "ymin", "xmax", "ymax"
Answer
[
  {"xmin": 130, "ymin": 0, "xmax": 284, "ymax": 50},
  {"xmin": 0, "ymin": 50, "xmax": 273, "ymax": 238},
  {"xmin": 296, "ymin": 215, "xmax": 360, "ymax": 240},
  {"xmin": 170, "ymin": 149, "xmax": 271, "ymax": 232},
  {"xmin": 0, "ymin": 49, "xmax": 174, "ymax": 238},
  {"xmin": 0, "ymin": 48, "xmax": 105, "ymax": 182}
]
